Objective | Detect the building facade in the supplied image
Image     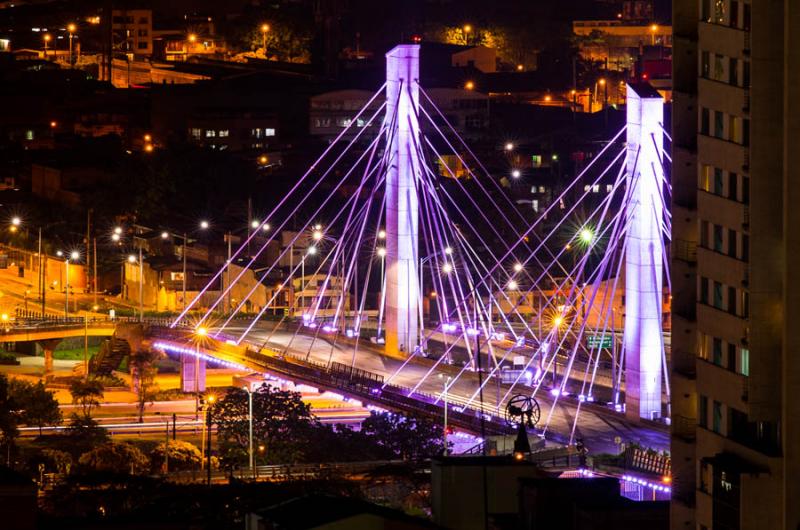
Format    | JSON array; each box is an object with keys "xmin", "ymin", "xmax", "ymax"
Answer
[
  {"xmin": 671, "ymin": 1, "xmax": 800, "ymax": 529},
  {"xmin": 112, "ymin": 9, "xmax": 153, "ymax": 57}
]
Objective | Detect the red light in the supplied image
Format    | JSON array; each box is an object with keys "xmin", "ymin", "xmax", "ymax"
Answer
[
  {"xmin": 412, "ymin": 34, "xmax": 422, "ymax": 43},
  {"xmin": 642, "ymin": 73, "xmax": 649, "ymax": 80}
]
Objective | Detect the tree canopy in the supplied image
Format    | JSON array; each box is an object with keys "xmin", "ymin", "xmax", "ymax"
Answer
[{"xmin": 9, "ymin": 379, "xmax": 62, "ymax": 435}]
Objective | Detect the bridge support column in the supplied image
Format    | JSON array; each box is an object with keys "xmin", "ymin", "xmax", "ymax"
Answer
[
  {"xmin": 39, "ymin": 339, "xmax": 61, "ymax": 376},
  {"xmin": 384, "ymin": 44, "xmax": 421, "ymax": 359},
  {"xmin": 181, "ymin": 353, "xmax": 206, "ymax": 394},
  {"xmin": 623, "ymin": 83, "xmax": 665, "ymax": 421}
]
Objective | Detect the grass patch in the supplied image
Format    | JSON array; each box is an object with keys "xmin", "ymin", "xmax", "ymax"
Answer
[{"xmin": 52, "ymin": 346, "xmax": 100, "ymax": 361}]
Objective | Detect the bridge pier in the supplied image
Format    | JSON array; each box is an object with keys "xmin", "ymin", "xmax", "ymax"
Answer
[
  {"xmin": 181, "ymin": 353, "xmax": 206, "ymax": 394},
  {"xmin": 39, "ymin": 339, "xmax": 61, "ymax": 375}
]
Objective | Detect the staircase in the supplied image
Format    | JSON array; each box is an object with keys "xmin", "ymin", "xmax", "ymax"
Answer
[{"xmin": 90, "ymin": 338, "xmax": 131, "ymax": 375}]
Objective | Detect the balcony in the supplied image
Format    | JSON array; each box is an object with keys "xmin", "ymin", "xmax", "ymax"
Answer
[
  {"xmin": 674, "ymin": 239, "xmax": 697, "ymax": 263},
  {"xmin": 673, "ymin": 414, "xmax": 697, "ymax": 442}
]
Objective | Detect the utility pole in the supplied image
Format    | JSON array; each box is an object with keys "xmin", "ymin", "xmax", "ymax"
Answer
[
  {"xmin": 86, "ymin": 209, "xmax": 91, "ymax": 300},
  {"xmin": 138, "ymin": 245, "xmax": 143, "ymax": 321},
  {"xmin": 38, "ymin": 228, "xmax": 45, "ymax": 316},
  {"xmin": 93, "ymin": 238, "xmax": 97, "ymax": 307}
]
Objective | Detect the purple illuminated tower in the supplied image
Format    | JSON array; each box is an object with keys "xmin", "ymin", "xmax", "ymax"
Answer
[
  {"xmin": 624, "ymin": 83, "xmax": 665, "ymax": 420},
  {"xmin": 384, "ymin": 45, "xmax": 422, "ymax": 358}
]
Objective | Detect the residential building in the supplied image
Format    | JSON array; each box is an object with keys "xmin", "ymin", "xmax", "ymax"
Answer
[
  {"xmin": 671, "ymin": 1, "xmax": 800, "ymax": 529},
  {"xmin": 112, "ymin": 9, "xmax": 153, "ymax": 57}
]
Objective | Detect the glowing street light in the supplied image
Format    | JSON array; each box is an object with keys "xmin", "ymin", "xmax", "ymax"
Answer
[
  {"xmin": 444, "ymin": 246, "xmax": 453, "ymax": 255},
  {"xmin": 553, "ymin": 315, "xmax": 565, "ymax": 329},
  {"xmin": 161, "ymin": 231, "xmax": 169, "ymax": 239},
  {"xmin": 465, "ymin": 80, "xmax": 475, "ymax": 91},
  {"xmin": 199, "ymin": 220, "xmax": 210, "ymax": 230},
  {"xmin": 250, "ymin": 220, "xmax": 260, "ymax": 229},
  {"xmin": 312, "ymin": 229, "xmax": 323, "ymax": 241},
  {"xmin": 507, "ymin": 280, "xmax": 518, "ymax": 290},
  {"xmin": 261, "ymin": 223, "xmax": 271, "ymax": 232},
  {"xmin": 504, "ymin": 142, "xmax": 514, "ymax": 152},
  {"xmin": 11, "ymin": 217, "xmax": 20, "ymax": 227},
  {"xmin": 579, "ymin": 227, "xmax": 594, "ymax": 245},
  {"xmin": 111, "ymin": 233, "xmax": 120, "ymax": 242},
  {"xmin": 513, "ymin": 262, "xmax": 523, "ymax": 272},
  {"xmin": 260, "ymin": 23, "xmax": 270, "ymax": 57},
  {"xmin": 377, "ymin": 247, "xmax": 386, "ymax": 258},
  {"xmin": 70, "ymin": 250, "xmax": 80, "ymax": 261},
  {"xmin": 188, "ymin": 33, "xmax": 197, "ymax": 43},
  {"xmin": 442, "ymin": 263, "xmax": 453, "ymax": 274},
  {"xmin": 196, "ymin": 326, "xmax": 208, "ymax": 337},
  {"xmin": 306, "ymin": 246, "xmax": 317, "ymax": 256},
  {"xmin": 511, "ymin": 169, "xmax": 521, "ymax": 179},
  {"xmin": 127, "ymin": 254, "xmax": 136, "ymax": 263},
  {"xmin": 378, "ymin": 229, "xmax": 386, "ymax": 239}
]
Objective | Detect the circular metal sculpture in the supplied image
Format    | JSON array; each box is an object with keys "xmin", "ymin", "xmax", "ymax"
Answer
[{"xmin": 505, "ymin": 394, "xmax": 541, "ymax": 427}]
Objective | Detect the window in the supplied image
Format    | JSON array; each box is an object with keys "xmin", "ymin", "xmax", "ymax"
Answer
[
  {"xmin": 701, "ymin": 51, "xmax": 710, "ymax": 78},
  {"xmin": 743, "ymin": 118, "xmax": 750, "ymax": 146},
  {"xmin": 25, "ymin": 130, "xmax": 33, "ymax": 141},
  {"xmin": 728, "ymin": 286, "xmax": 737, "ymax": 314},
  {"xmin": 138, "ymin": 16, "xmax": 149, "ymax": 24},
  {"xmin": 728, "ymin": 228, "xmax": 737, "ymax": 257},
  {"xmin": 701, "ymin": 220, "xmax": 709, "ymax": 248},
  {"xmin": 205, "ymin": 130, "xmax": 216, "ymax": 137},
  {"xmin": 700, "ymin": 277, "xmax": 709, "ymax": 304},
  {"xmin": 137, "ymin": 29, "xmax": 148, "ymax": 37},
  {"xmin": 740, "ymin": 348, "xmax": 750, "ymax": 376},
  {"xmin": 539, "ymin": 186, "xmax": 546, "ymax": 193},
  {"xmin": 743, "ymin": 3, "xmax": 751, "ymax": 30},
  {"xmin": 714, "ymin": 110, "xmax": 725, "ymax": 138},
  {"xmin": 252, "ymin": 128, "xmax": 262, "ymax": 138},
  {"xmin": 729, "ymin": 57, "xmax": 738, "ymax": 85},
  {"xmin": 190, "ymin": 128, "xmax": 201, "ymax": 138},
  {"xmin": 218, "ymin": 130, "xmax": 229, "ymax": 137},
  {"xmin": 727, "ymin": 343, "xmax": 737, "ymax": 372},
  {"xmin": 742, "ymin": 176, "xmax": 750, "ymax": 204},
  {"xmin": 713, "ymin": 400, "xmax": 723, "ymax": 434},
  {"xmin": 730, "ymin": 1, "xmax": 739, "ymax": 27},
  {"xmin": 714, "ymin": 0, "xmax": 726, "ymax": 24},
  {"xmin": 713, "ymin": 281, "xmax": 724, "ymax": 309},
  {"xmin": 137, "ymin": 41, "xmax": 148, "ymax": 49},
  {"xmin": 713, "ymin": 224, "xmax": 724, "ymax": 253},
  {"xmin": 713, "ymin": 54, "xmax": 725, "ymax": 80},
  {"xmin": 714, "ymin": 167, "xmax": 724, "ymax": 195},
  {"xmin": 699, "ymin": 395, "xmax": 708, "ymax": 428},
  {"xmin": 713, "ymin": 337, "xmax": 723, "ymax": 366},
  {"xmin": 700, "ymin": 165, "xmax": 711, "ymax": 192},
  {"xmin": 729, "ymin": 172, "xmax": 738, "ymax": 200},
  {"xmin": 742, "ymin": 290, "xmax": 750, "ymax": 317},
  {"xmin": 741, "ymin": 234, "xmax": 749, "ymax": 261},
  {"xmin": 701, "ymin": 108, "xmax": 710, "ymax": 135},
  {"xmin": 532, "ymin": 199, "xmax": 539, "ymax": 213},
  {"xmin": 606, "ymin": 184, "xmax": 613, "ymax": 193},
  {"xmin": 743, "ymin": 61, "xmax": 751, "ymax": 88},
  {"xmin": 729, "ymin": 115, "xmax": 740, "ymax": 143},
  {"xmin": 265, "ymin": 128, "xmax": 276, "ymax": 137},
  {"xmin": 592, "ymin": 184, "xmax": 600, "ymax": 193}
]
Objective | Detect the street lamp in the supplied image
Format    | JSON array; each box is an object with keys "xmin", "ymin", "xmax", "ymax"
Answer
[
  {"xmin": 161, "ymin": 231, "xmax": 189, "ymax": 310},
  {"xmin": 462, "ymin": 24, "xmax": 472, "ymax": 45},
  {"xmin": 507, "ymin": 280, "xmax": 518, "ymax": 290},
  {"xmin": 43, "ymin": 34, "xmax": 51, "ymax": 58},
  {"xmin": 204, "ymin": 393, "xmax": 216, "ymax": 485},
  {"xmin": 61, "ymin": 250, "xmax": 80, "ymax": 317},
  {"xmin": 579, "ymin": 227, "xmax": 594, "ymax": 245},
  {"xmin": 504, "ymin": 142, "xmax": 514, "ymax": 152},
  {"xmin": 260, "ymin": 23, "xmax": 270, "ymax": 58},
  {"xmin": 243, "ymin": 386, "xmax": 255, "ymax": 478},
  {"xmin": 438, "ymin": 374, "xmax": 452, "ymax": 455},
  {"xmin": 464, "ymin": 80, "xmax": 475, "ymax": 91},
  {"xmin": 513, "ymin": 263, "xmax": 523, "ymax": 273},
  {"xmin": 67, "ymin": 23, "xmax": 76, "ymax": 68},
  {"xmin": 378, "ymin": 229, "xmax": 386, "ymax": 240},
  {"xmin": 128, "ymin": 249, "xmax": 143, "ymax": 321},
  {"xmin": 199, "ymin": 220, "xmax": 209, "ymax": 230},
  {"xmin": 511, "ymin": 169, "xmax": 521, "ymax": 179},
  {"xmin": 442, "ymin": 263, "xmax": 453, "ymax": 274}
]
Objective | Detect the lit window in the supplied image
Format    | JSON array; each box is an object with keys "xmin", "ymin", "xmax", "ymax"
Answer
[
  {"xmin": 584, "ymin": 185, "xmax": 591, "ymax": 192},
  {"xmin": 740, "ymin": 348, "xmax": 750, "ymax": 376},
  {"xmin": 532, "ymin": 199, "xmax": 539, "ymax": 213},
  {"xmin": 218, "ymin": 130, "xmax": 229, "ymax": 137},
  {"xmin": 25, "ymin": 130, "xmax": 34, "ymax": 141},
  {"xmin": 251, "ymin": 128, "xmax": 262, "ymax": 138},
  {"xmin": 264, "ymin": 128, "xmax": 276, "ymax": 137},
  {"xmin": 592, "ymin": 184, "xmax": 600, "ymax": 193},
  {"xmin": 539, "ymin": 186, "xmax": 546, "ymax": 193},
  {"xmin": 190, "ymin": 128, "xmax": 202, "ymax": 138},
  {"xmin": 205, "ymin": 130, "xmax": 216, "ymax": 137},
  {"xmin": 356, "ymin": 119, "xmax": 365, "ymax": 127},
  {"xmin": 606, "ymin": 184, "xmax": 613, "ymax": 193}
]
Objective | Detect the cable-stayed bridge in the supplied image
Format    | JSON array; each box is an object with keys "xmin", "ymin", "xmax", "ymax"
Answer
[{"xmin": 166, "ymin": 44, "xmax": 672, "ymax": 451}]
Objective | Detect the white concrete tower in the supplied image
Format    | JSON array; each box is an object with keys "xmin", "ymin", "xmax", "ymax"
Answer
[
  {"xmin": 624, "ymin": 82, "xmax": 665, "ymax": 420},
  {"xmin": 384, "ymin": 44, "xmax": 421, "ymax": 358}
]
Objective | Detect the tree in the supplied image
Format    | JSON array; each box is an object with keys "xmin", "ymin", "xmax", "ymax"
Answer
[
  {"xmin": 69, "ymin": 378, "xmax": 104, "ymax": 419},
  {"xmin": 9, "ymin": 379, "xmax": 62, "ymax": 435},
  {"xmin": 0, "ymin": 374, "xmax": 19, "ymax": 454},
  {"xmin": 214, "ymin": 384, "xmax": 315, "ymax": 467},
  {"xmin": 129, "ymin": 348, "xmax": 160, "ymax": 423},
  {"xmin": 78, "ymin": 441, "xmax": 149, "ymax": 475},
  {"xmin": 361, "ymin": 412, "xmax": 444, "ymax": 461},
  {"xmin": 65, "ymin": 415, "xmax": 108, "ymax": 456},
  {"xmin": 150, "ymin": 440, "xmax": 202, "ymax": 473}
]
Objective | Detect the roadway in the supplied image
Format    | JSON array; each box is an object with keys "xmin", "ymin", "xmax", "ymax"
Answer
[{"xmin": 226, "ymin": 324, "xmax": 669, "ymax": 455}]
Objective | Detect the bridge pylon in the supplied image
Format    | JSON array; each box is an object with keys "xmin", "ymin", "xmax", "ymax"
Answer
[
  {"xmin": 384, "ymin": 44, "xmax": 422, "ymax": 358},
  {"xmin": 623, "ymin": 83, "xmax": 666, "ymax": 421}
]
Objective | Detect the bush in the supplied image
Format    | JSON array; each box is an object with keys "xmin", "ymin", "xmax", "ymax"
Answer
[
  {"xmin": 0, "ymin": 352, "xmax": 19, "ymax": 365},
  {"xmin": 150, "ymin": 440, "xmax": 203, "ymax": 473},
  {"xmin": 78, "ymin": 441, "xmax": 150, "ymax": 475}
]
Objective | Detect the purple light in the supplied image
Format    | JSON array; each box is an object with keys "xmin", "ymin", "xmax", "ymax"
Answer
[
  {"xmin": 550, "ymin": 388, "xmax": 561, "ymax": 397},
  {"xmin": 466, "ymin": 327, "xmax": 479, "ymax": 336},
  {"xmin": 302, "ymin": 313, "xmax": 312, "ymax": 321}
]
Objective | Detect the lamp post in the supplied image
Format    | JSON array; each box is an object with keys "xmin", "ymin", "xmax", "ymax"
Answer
[
  {"xmin": 59, "ymin": 250, "xmax": 79, "ymax": 317},
  {"xmin": 67, "ymin": 23, "xmax": 76, "ymax": 67},
  {"xmin": 161, "ymin": 231, "xmax": 189, "ymax": 310},
  {"xmin": 260, "ymin": 24, "xmax": 270, "ymax": 58},
  {"xmin": 194, "ymin": 327, "xmax": 207, "ymax": 420},
  {"xmin": 43, "ymin": 34, "xmax": 51, "ymax": 59},
  {"xmin": 204, "ymin": 394, "xmax": 216, "ymax": 485},
  {"xmin": 128, "ymin": 251, "xmax": 143, "ymax": 321},
  {"xmin": 439, "ymin": 374, "xmax": 452, "ymax": 455},
  {"xmin": 243, "ymin": 385, "xmax": 254, "ymax": 478}
]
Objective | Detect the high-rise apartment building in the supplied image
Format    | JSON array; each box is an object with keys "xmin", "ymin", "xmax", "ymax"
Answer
[{"xmin": 672, "ymin": 1, "xmax": 800, "ymax": 529}]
